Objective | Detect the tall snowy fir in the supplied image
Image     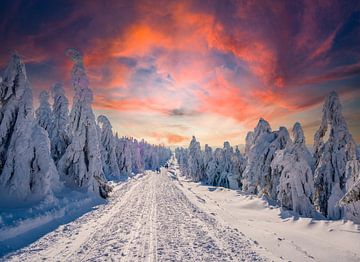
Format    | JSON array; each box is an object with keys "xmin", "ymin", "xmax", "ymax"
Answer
[
  {"xmin": 97, "ymin": 115, "xmax": 121, "ymax": 179},
  {"xmin": 50, "ymin": 83, "xmax": 70, "ymax": 163},
  {"xmin": 57, "ymin": 49, "xmax": 111, "ymax": 198},
  {"xmin": 229, "ymin": 146, "xmax": 245, "ymax": 190},
  {"xmin": 35, "ymin": 90, "xmax": 53, "ymax": 134},
  {"xmin": 116, "ymin": 136, "xmax": 132, "ymax": 177},
  {"xmin": 313, "ymin": 91, "xmax": 357, "ymax": 219},
  {"xmin": 0, "ymin": 54, "xmax": 58, "ymax": 205},
  {"xmin": 187, "ymin": 136, "xmax": 204, "ymax": 182},
  {"xmin": 271, "ymin": 123, "xmax": 315, "ymax": 217}
]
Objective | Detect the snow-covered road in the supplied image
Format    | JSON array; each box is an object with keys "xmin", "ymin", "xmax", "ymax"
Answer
[{"xmin": 4, "ymin": 168, "xmax": 265, "ymax": 261}]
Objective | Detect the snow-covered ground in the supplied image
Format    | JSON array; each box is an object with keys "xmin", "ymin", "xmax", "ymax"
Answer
[
  {"xmin": 2, "ymin": 161, "xmax": 359, "ymax": 261},
  {"xmin": 170, "ymin": 170, "xmax": 360, "ymax": 261},
  {"xmin": 2, "ymin": 169, "xmax": 265, "ymax": 261}
]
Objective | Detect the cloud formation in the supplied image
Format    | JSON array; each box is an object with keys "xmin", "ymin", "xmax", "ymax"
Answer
[{"xmin": 1, "ymin": 0, "xmax": 359, "ymax": 145}]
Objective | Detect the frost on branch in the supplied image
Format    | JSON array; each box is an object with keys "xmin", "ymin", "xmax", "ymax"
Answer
[
  {"xmin": 313, "ymin": 91, "xmax": 357, "ymax": 219},
  {"xmin": 57, "ymin": 49, "xmax": 111, "ymax": 198},
  {"xmin": 98, "ymin": 115, "xmax": 120, "ymax": 179},
  {"xmin": 0, "ymin": 54, "xmax": 59, "ymax": 205},
  {"xmin": 271, "ymin": 123, "xmax": 315, "ymax": 217}
]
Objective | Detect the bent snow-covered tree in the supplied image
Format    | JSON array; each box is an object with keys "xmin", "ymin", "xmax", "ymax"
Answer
[
  {"xmin": 98, "ymin": 115, "xmax": 120, "ymax": 179},
  {"xmin": 50, "ymin": 83, "xmax": 70, "ymax": 163},
  {"xmin": 57, "ymin": 49, "xmax": 111, "ymax": 198},
  {"xmin": 0, "ymin": 54, "xmax": 58, "ymax": 205},
  {"xmin": 271, "ymin": 123, "xmax": 315, "ymax": 217},
  {"xmin": 313, "ymin": 91, "xmax": 357, "ymax": 219}
]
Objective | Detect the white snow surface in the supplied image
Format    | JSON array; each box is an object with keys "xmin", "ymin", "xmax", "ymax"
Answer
[
  {"xmin": 2, "ymin": 159, "xmax": 360, "ymax": 261},
  {"xmin": 2, "ymin": 167, "xmax": 265, "ymax": 261}
]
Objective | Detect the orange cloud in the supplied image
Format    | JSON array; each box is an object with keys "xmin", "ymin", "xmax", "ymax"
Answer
[{"xmin": 150, "ymin": 131, "xmax": 188, "ymax": 144}]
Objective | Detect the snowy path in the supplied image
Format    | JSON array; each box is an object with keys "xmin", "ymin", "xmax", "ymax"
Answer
[{"xmin": 4, "ymin": 169, "xmax": 265, "ymax": 262}]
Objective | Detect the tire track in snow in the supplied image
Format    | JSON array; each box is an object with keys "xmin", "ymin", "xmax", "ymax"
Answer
[{"xmin": 4, "ymin": 169, "xmax": 266, "ymax": 261}]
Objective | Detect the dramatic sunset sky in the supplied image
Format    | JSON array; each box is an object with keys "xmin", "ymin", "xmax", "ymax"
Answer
[{"xmin": 1, "ymin": 0, "xmax": 360, "ymax": 147}]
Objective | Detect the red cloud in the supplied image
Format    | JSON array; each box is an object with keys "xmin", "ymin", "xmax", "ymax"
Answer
[{"xmin": 150, "ymin": 131, "xmax": 188, "ymax": 144}]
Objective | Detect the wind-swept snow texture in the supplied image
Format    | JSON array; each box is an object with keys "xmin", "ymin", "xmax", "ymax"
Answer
[
  {"xmin": 313, "ymin": 91, "xmax": 358, "ymax": 219},
  {"xmin": 57, "ymin": 49, "xmax": 111, "ymax": 198},
  {"xmin": 0, "ymin": 54, "xmax": 59, "ymax": 206},
  {"xmin": 3, "ymin": 168, "xmax": 265, "ymax": 262}
]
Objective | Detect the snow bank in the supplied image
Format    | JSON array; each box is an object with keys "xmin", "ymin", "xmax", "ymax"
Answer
[
  {"xmin": 177, "ymin": 174, "xmax": 360, "ymax": 262},
  {"xmin": 0, "ymin": 189, "xmax": 107, "ymax": 256}
]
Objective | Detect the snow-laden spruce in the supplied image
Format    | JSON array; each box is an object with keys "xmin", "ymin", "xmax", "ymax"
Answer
[
  {"xmin": 131, "ymin": 139, "xmax": 143, "ymax": 174},
  {"xmin": 203, "ymin": 144, "xmax": 213, "ymax": 182},
  {"xmin": 340, "ymin": 160, "xmax": 360, "ymax": 223},
  {"xmin": 115, "ymin": 135, "xmax": 132, "ymax": 177},
  {"xmin": 0, "ymin": 54, "xmax": 59, "ymax": 205},
  {"xmin": 205, "ymin": 142, "xmax": 244, "ymax": 189},
  {"xmin": 271, "ymin": 123, "xmax": 315, "ymax": 217},
  {"xmin": 230, "ymin": 146, "xmax": 245, "ymax": 189},
  {"xmin": 57, "ymin": 49, "xmax": 111, "ymax": 198},
  {"xmin": 313, "ymin": 91, "xmax": 357, "ymax": 219},
  {"xmin": 98, "ymin": 115, "xmax": 121, "ymax": 179},
  {"xmin": 187, "ymin": 136, "xmax": 204, "ymax": 182},
  {"xmin": 242, "ymin": 118, "xmax": 290, "ymax": 195},
  {"xmin": 35, "ymin": 90, "xmax": 53, "ymax": 134},
  {"xmin": 50, "ymin": 83, "xmax": 70, "ymax": 163}
]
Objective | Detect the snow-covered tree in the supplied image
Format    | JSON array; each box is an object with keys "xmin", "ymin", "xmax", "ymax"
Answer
[
  {"xmin": 187, "ymin": 136, "xmax": 204, "ymax": 182},
  {"xmin": 229, "ymin": 146, "xmax": 245, "ymax": 189},
  {"xmin": 203, "ymin": 144, "xmax": 213, "ymax": 182},
  {"xmin": 175, "ymin": 147, "xmax": 189, "ymax": 177},
  {"xmin": 271, "ymin": 123, "xmax": 315, "ymax": 217},
  {"xmin": 35, "ymin": 90, "xmax": 53, "ymax": 134},
  {"xmin": 97, "ymin": 115, "xmax": 120, "ymax": 179},
  {"xmin": 50, "ymin": 83, "xmax": 70, "ymax": 163},
  {"xmin": 116, "ymin": 136, "xmax": 132, "ymax": 177},
  {"xmin": 0, "ymin": 54, "xmax": 59, "ymax": 204},
  {"xmin": 211, "ymin": 147, "xmax": 228, "ymax": 187},
  {"xmin": 242, "ymin": 118, "xmax": 290, "ymax": 195},
  {"xmin": 131, "ymin": 139, "xmax": 143, "ymax": 173},
  {"xmin": 57, "ymin": 49, "xmax": 111, "ymax": 198},
  {"xmin": 313, "ymin": 91, "xmax": 357, "ymax": 219},
  {"xmin": 340, "ymin": 160, "xmax": 360, "ymax": 223},
  {"xmin": 245, "ymin": 131, "xmax": 254, "ymax": 157}
]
